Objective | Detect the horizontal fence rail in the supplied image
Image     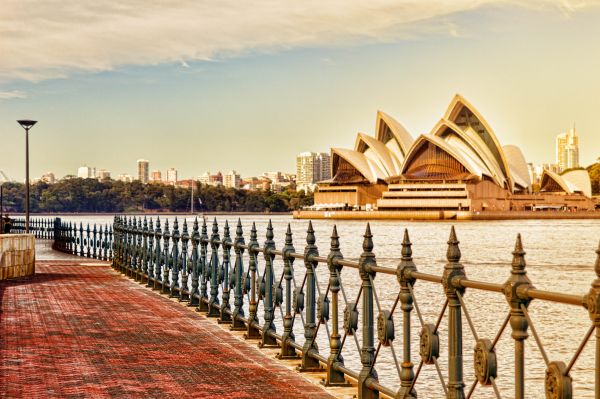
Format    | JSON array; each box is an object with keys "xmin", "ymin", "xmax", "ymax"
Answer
[{"xmin": 22, "ymin": 215, "xmax": 600, "ymax": 398}]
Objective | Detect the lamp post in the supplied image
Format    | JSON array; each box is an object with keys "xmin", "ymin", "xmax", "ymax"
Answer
[{"xmin": 17, "ymin": 119, "xmax": 37, "ymax": 234}]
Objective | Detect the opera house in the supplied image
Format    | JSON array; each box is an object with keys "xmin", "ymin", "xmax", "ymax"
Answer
[{"xmin": 315, "ymin": 94, "xmax": 596, "ymax": 212}]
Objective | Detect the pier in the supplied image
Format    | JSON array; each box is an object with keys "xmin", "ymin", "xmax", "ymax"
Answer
[{"xmin": 2, "ymin": 216, "xmax": 599, "ymax": 398}]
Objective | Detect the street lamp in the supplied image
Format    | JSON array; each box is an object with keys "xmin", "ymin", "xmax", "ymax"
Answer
[{"xmin": 17, "ymin": 119, "xmax": 37, "ymax": 234}]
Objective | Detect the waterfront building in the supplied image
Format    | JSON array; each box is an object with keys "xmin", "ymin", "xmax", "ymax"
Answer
[
  {"xmin": 40, "ymin": 172, "xmax": 56, "ymax": 184},
  {"xmin": 224, "ymin": 170, "xmax": 241, "ymax": 188},
  {"xmin": 198, "ymin": 171, "xmax": 223, "ymax": 187},
  {"xmin": 198, "ymin": 172, "xmax": 211, "ymax": 185},
  {"xmin": 77, "ymin": 165, "xmax": 96, "ymax": 179},
  {"xmin": 137, "ymin": 159, "xmax": 150, "ymax": 184},
  {"xmin": 97, "ymin": 169, "xmax": 111, "ymax": 181},
  {"xmin": 556, "ymin": 127, "xmax": 579, "ymax": 172},
  {"xmin": 315, "ymin": 94, "xmax": 594, "ymax": 211},
  {"xmin": 150, "ymin": 170, "xmax": 162, "ymax": 182},
  {"xmin": 296, "ymin": 152, "xmax": 331, "ymax": 192},
  {"xmin": 166, "ymin": 168, "xmax": 177, "ymax": 184}
]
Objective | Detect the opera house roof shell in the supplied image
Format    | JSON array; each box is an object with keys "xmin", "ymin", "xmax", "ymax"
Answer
[
  {"xmin": 540, "ymin": 169, "xmax": 592, "ymax": 198},
  {"xmin": 325, "ymin": 94, "xmax": 534, "ymax": 194}
]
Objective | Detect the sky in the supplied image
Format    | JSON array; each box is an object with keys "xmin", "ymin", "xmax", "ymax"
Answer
[{"xmin": 1, "ymin": 0, "xmax": 600, "ymax": 181}]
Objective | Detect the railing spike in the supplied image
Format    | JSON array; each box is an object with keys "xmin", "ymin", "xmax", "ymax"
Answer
[{"xmin": 446, "ymin": 225, "xmax": 461, "ymax": 263}]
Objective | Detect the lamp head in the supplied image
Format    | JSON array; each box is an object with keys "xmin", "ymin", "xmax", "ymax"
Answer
[{"xmin": 17, "ymin": 120, "xmax": 37, "ymax": 129}]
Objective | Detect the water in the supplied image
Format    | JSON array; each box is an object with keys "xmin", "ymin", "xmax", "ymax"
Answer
[{"xmin": 46, "ymin": 214, "xmax": 600, "ymax": 398}]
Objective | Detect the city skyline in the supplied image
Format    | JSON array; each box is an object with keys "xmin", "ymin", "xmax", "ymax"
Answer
[{"xmin": 2, "ymin": 2, "xmax": 600, "ymax": 180}]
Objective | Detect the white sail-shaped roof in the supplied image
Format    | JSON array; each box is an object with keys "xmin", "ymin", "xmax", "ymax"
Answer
[
  {"xmin": 401, "ymin": 134, "xmax": 491, "ymax": 180},
  {"xmin": 443, "ymin": 94, "xmax": 514, "ymax": 190},
  {"xmin": 331, "ymin": 148, "xmax": 386, "ymax": 184},
  {"xmin": 503, "ymin": 145, "xmax": 532, "ymax": 192},
  {"xmin": 431, "ymin": 119, "xmax": 507, "ymax": 187},
  {"xmin": 540, "ymin": 169, "xmax": 592, "ymax": 198},
  {"xmin": 375, "ymin": 111, "xmax": 413, "ymax": 165},
  {"xmin": 354, "ymin": 133, "xmax": 401, "ymax": 177}
]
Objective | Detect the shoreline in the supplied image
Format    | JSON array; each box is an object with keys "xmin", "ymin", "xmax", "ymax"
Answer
[
  {"xmin": 6, "ymin": 211, "xmax": 292, "ymax": 217},
  {"xmin": 293, "ymin": 210, "xmax": 600, "ymax": 221}
]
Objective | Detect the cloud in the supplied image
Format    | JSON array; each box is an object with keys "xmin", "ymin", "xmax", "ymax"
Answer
[
  {"xmin": 0, "ymin": 0, "xmax": 594, "ymax": 84},
  {"xmin": 0, "ymin": 90, "xmax": 27, "ymax": 100}
]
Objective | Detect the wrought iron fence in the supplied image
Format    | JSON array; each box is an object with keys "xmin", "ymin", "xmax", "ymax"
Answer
[
  {"xmin": 28, "ymin": 215, "xmax": 600, "ymax": 398},
  {"xmin": 10, "ymin": 217, "xmax": 57, "ymax": 240}
]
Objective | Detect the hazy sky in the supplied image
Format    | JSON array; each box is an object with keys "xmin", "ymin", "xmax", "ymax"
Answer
[{"xmin": 1, "ymin": 0, "xmax": 600, "ymax": 181}]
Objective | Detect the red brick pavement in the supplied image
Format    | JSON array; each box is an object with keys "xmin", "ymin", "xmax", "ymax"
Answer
[{"xmin": 0, "ymin": 261, "xmax": 334, "ymax": 398}]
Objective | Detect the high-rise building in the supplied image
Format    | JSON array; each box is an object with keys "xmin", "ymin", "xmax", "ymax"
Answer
[
  {"xmin": 296, "ymin": 152, "xmax": 331, "ymax": 191},
  {"xmin": 556, "ymin": 127, "xmax": 579, "ymax": 172},
  {"xmin": 166, "ymin": 168, "xmax": 178, "ymax": 184},
  {"xmin": 224, "ymin": 170, "xmax": 241, "ymax": 188},
  {"xmin": 77, "ymin": 165, "xmax": 96, "ymax": 179},
  {"xmin": 150, "ymin": 170, "xmax": 162, "ymax": 182},
  {"xmin": 97, "ymin": 169, "xmax": 111, "ymax": 181},
  {"xmin": 137, "ymin": 159, "xmax": 149, "ymax": 184}
]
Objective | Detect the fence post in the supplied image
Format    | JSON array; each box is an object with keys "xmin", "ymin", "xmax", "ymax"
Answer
[
  {"xmin": 146, "ymin": 218, "xmax": 154, "ymax": 284},
  {"xmin": 219, "ymin": 220, "xmax": 232, "ymax": 323},
  {"xmin": 198, "ymin": 219, "xmax": 209, "ymax": 312},
  {"xmin": 189, "ymin": 218, "xmax": 201, "ymax": 306},
  {"xmin": 444, "ymin": 227, "xmax": 466, "ymax": 399},
  {"xmin": 231, "ymin": 219, "xmax": 246, "ymax": 330},
  {"xmin": 207, "ymin": 218, "xmax": 221, "ymax": 316},
  {"xmin": 358, "ymin": 224, "xmax": 378, "ymax": 399},
  {"xmin": 169, "ymin": 218, "xmax": 181, "ymax": 298},
  {"xmin": 179, "ymin": 219, "xmax": 190, "ymax": 301},
  {"xmin": 588, "ymin": 241, "xmax": 600, "ymax": 399},
  {"xmin": 141, "ymin": 217, "xmax": 148, "ymax": 281},
  {"xmin": 397, "ymin": 229, "xmax": 417, "ymax": 398},
  {"xmin": 279, "ymin": 224, "xmax": 297, "ymax": 358},
  {"xmin": 259, "ymin": 220, "xmax": 277, "ymax": 347},
  {"xmin": 325, "ymin": 225, "xmax": 348, "ymax": 385},
  {"xmin": 299, "ymin": 221, "xmax": 321, "ymax": 371},
  {"xmin": 244, "ymin": 222, "xmax": 261, "ymax": 339},
  {"xmin": 153, "ymin": 217, "xmax": 162, "ymax": 290},
  {"xmin": 503, "ymin": 234, "xmax": 532, "ymax": 399},
  {"xmin": 162, "ymin": 219, "xmax": 171, "ymax": 294}
]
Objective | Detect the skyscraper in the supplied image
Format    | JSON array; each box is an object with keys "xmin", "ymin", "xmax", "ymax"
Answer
[
  {"xmin": 556, "ymin": 127, "xmax": 579, "ymax": 172},
  {"xmin": 137, "ymin": 159, "xmax": 149, "ymax": 184},
  {"xmin": 296, "ymin": 152, "xmax": 331, "ymax": 191},
  {"xmin": 150, "ymin": 170, "xmax": 162, "ymax": 182},
  {"xmin": 166, "ymin": 168, "xmax": 178, "ymax": 184}
]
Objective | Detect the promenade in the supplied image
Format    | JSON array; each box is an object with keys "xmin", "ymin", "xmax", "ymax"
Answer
[{"xmin": 0, "ymin": 247, "xmax": 334, "ymax": 398}]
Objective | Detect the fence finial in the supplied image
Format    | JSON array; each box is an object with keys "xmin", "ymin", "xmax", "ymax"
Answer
[
  {"xmin": 307, "ymin": 221, "xmax": 315, "ymax": 246},
  {"xmin": 401, "ymin": 228, "xmax": 412, "ymax": 261},
  {"xmin": 446, "ymin": 225, "xmax": 461, "ymax": 263},
  {"xmin": 362, "ymin": 223, "xmax": 373, "ymax": 254},
  {"xmin": 511, "ymin": 233, "xmax": 526, "ymax": 274}
]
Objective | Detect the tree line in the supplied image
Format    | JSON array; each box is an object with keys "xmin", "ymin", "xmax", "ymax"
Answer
[{"xmin": 0, "ymin": 179, "xmax": 314, "ymax": 213}]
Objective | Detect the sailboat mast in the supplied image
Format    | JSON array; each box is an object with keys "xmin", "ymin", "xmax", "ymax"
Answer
[{"xmin": 191, "ymin": 182, "xmax": 194, "ymax": 214}]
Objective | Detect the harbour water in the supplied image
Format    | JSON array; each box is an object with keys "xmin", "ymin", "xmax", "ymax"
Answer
[{"xmin": 44, "ymin": 214, "xmax": 599, "ymax": 398}]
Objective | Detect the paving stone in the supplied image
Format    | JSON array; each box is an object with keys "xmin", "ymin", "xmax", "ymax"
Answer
[{"xmin": 0, "ymin": 261, "xmax": 334, "ymax": 398}]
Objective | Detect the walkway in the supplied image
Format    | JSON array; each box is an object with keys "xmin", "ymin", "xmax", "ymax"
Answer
[{"xmin": 0, "ymin": 259, "xmax": 334, "ymax": 398}]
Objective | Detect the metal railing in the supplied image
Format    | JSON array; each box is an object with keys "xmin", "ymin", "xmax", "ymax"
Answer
[
  {"xmin": 10, "ymin": 217, "xmax": 57, "ymax": 240},
  {"xmin": 36, "ymin": 215, "xmax": 600, "ymax": 398}
]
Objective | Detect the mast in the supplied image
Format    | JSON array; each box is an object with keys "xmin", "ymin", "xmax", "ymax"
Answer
[{"xmin": 191, "ymin": 182, "xmax": 194, "ymax": 214}]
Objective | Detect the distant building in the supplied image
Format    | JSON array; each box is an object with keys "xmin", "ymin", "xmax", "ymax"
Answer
[
  {"xmin": 296, "ymin": 152, "xmax": 331, "ymax": 192},
  {"xmin": 224, "ymin": 170, "xmax": 241, "ymax": 188},
  {"xmin": 97, "ymin": 169, "xmax": 111, "ymax": 181},
  {"xmin": 556, "ymin": 127, "xmax": 579, "ymax": 172},
  {"xmin": 176, "ymin": 179, "xmax": 195, "ymax": 189},
  {"xmin": 166, "ymin": 168, "xmax": 178, "ymax": 184},
  {"xmin": 40, "ymin": 172, "xmax": 56, "ymax": 184},
  {"xmin": 118, "ymin": 173, "xmax": 134, "ymax": 183},
  {"xmin": 77, "ymin": 165, "xmax": 96, "ymax": 179},
  {"xmin": 137, "ymin": 159, "xmax": 150, "ymax": 184},
  {"xmin": 198, "ymin": 171, "xmax": 223, "ymax": 187},
  {"xmin": 198, "ymin": 172, "xmax": 211, "ymax": 185},
  {"xmin": 150, "ymin": 170, "xmax": 162, "ymax": 182},
  {"xmin": 263, "ymin": 171, "xmax": 293, "ymax": 192}
]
